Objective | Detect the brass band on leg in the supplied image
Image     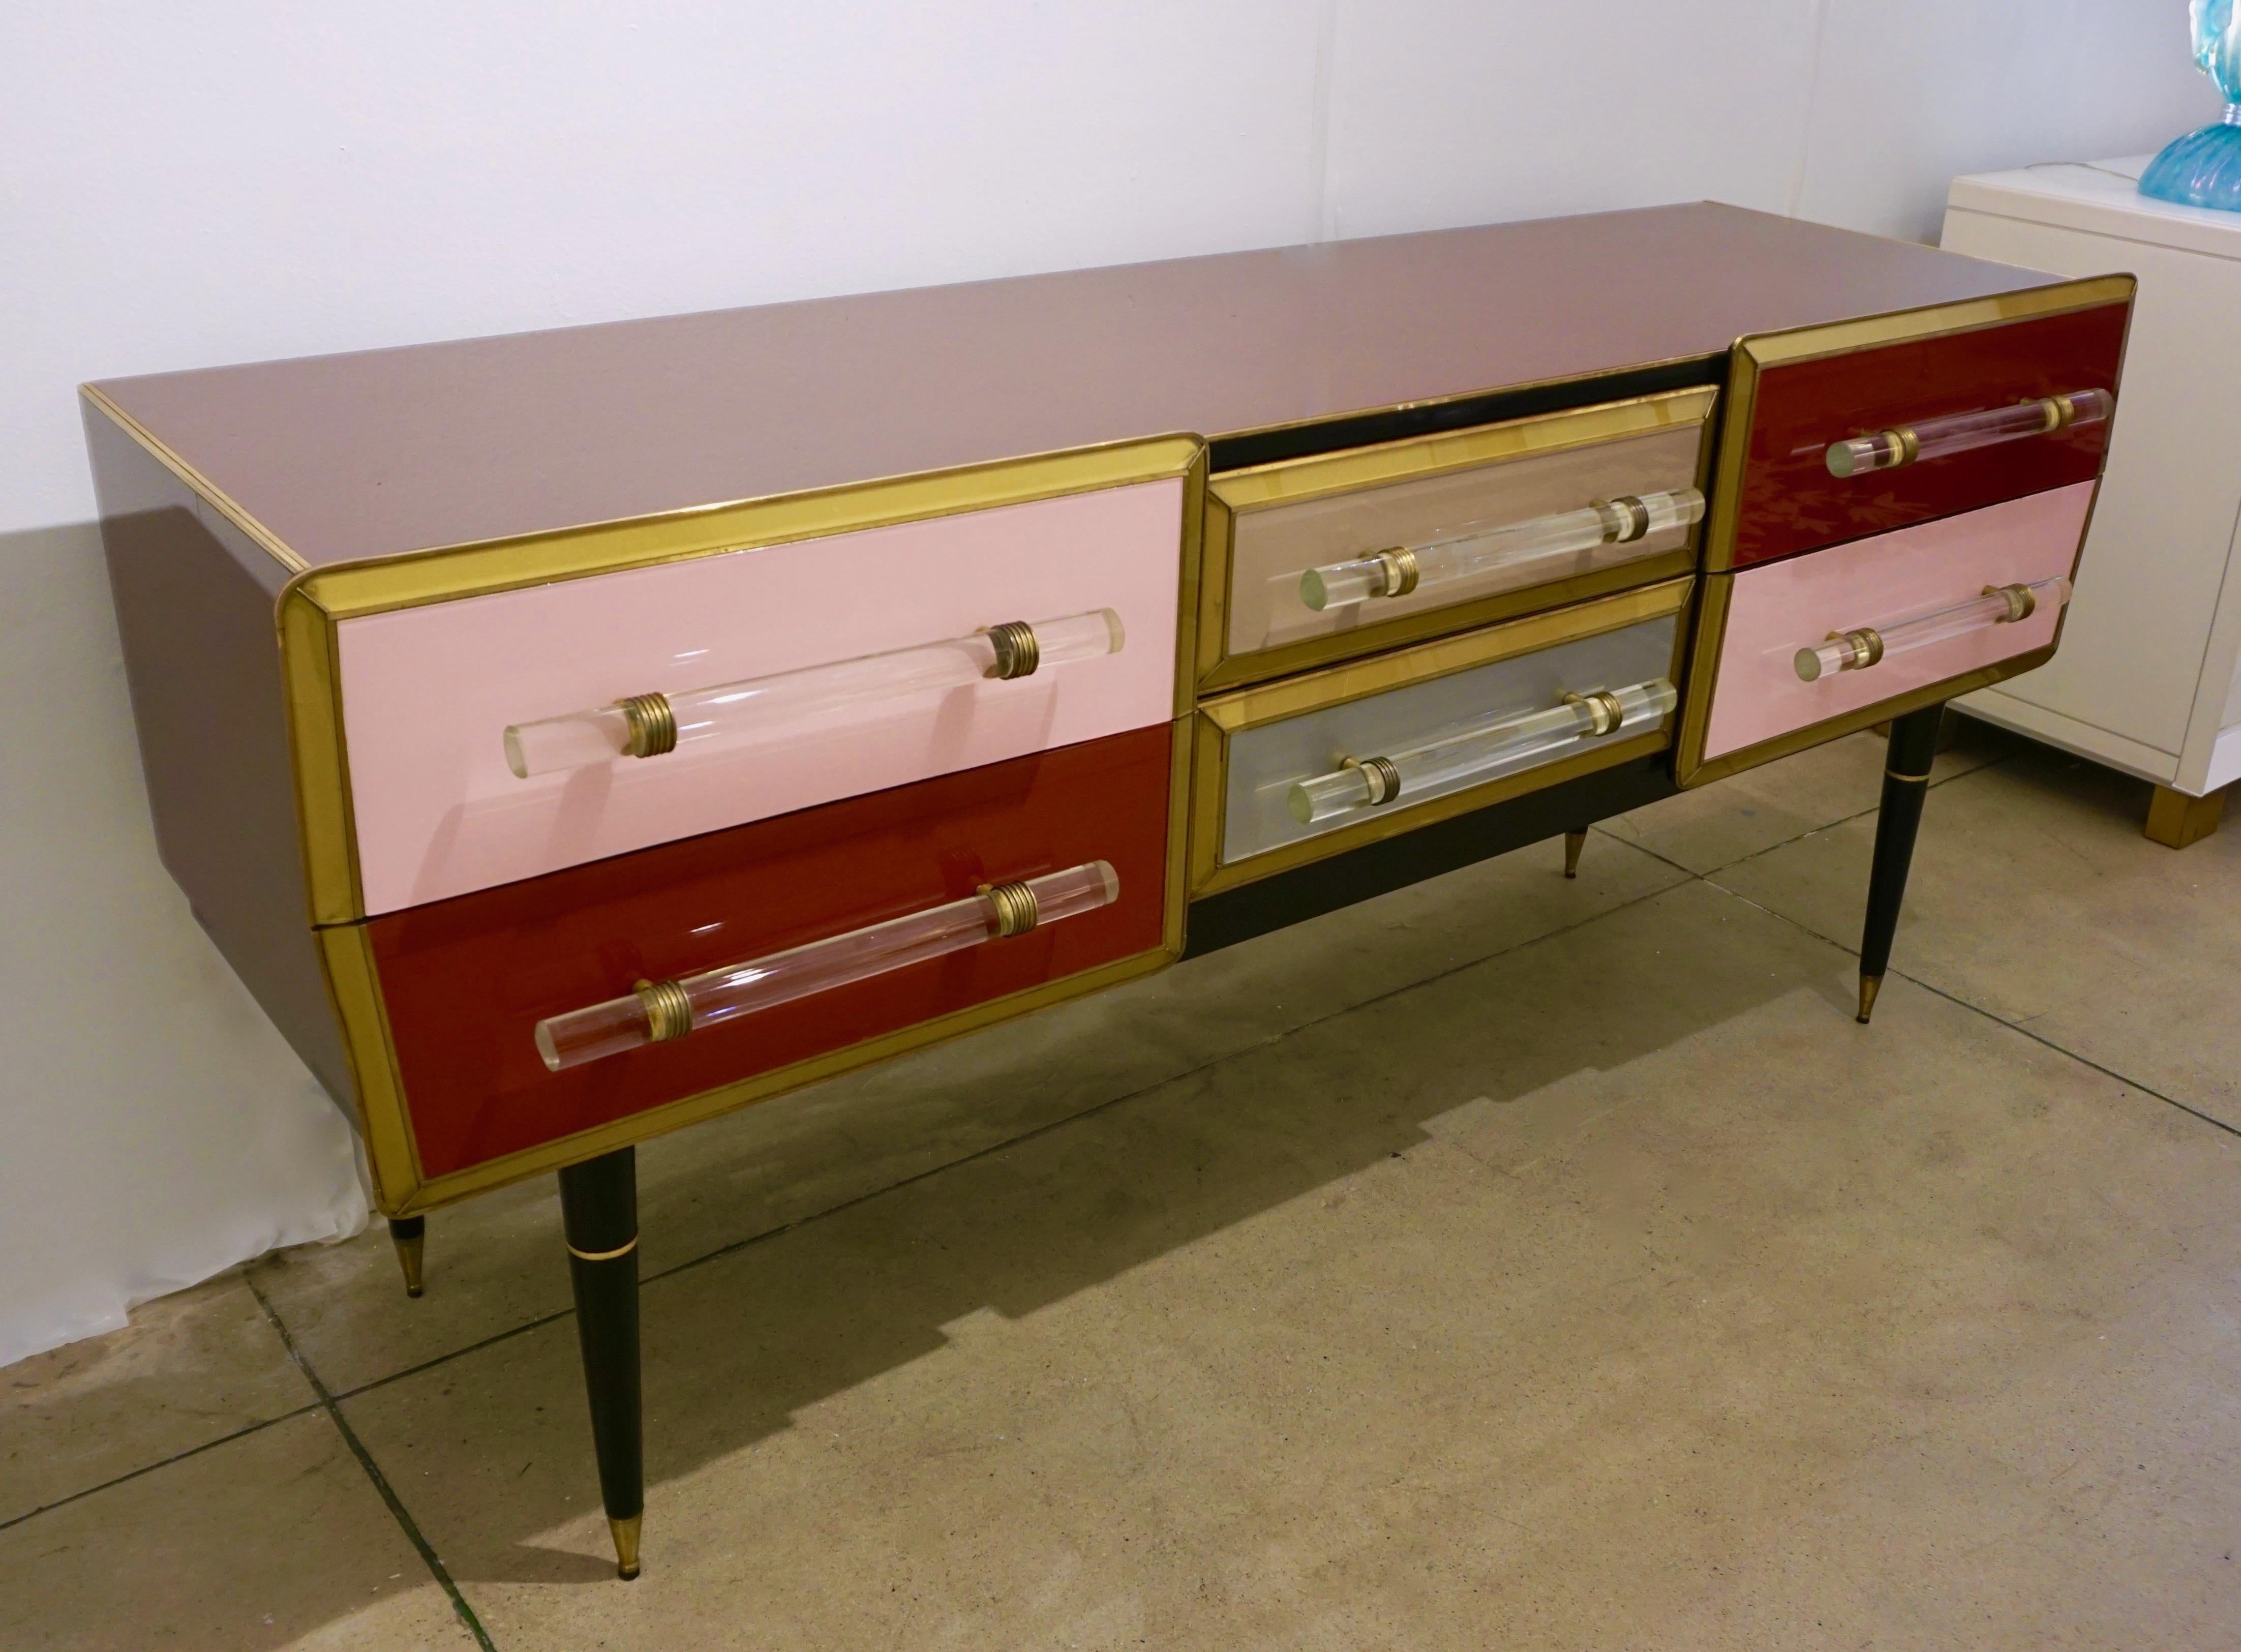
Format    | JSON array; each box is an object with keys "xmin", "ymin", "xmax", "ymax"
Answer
[
  {"xmin": 390, "ymin": 1223, "xmax": 426, "ymax": 1300},
  {"xmin": 567, "ymin": 1234, "xmax": 640, "ymax": 1263},
  {"xmin": 984, "ymin": 620, "xmax": 1041, "ymax": 680},
  {"xmin": 610, "ymin": 1513, "xmax": 643, "ymax": 1581},
  {"xmin": 633, "ymin": 978, "xmax": 694, "ymax": 1043},
  {"xmin": 1883, "ymin": 768, "xmax": 1932, "ymax": 784},
  {"xmin": 617, "ymin": 692, "xmax": 677, "ymax": 759}
]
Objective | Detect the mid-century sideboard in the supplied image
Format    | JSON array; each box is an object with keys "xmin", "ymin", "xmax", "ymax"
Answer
[{"xmin": 83, "ymin": 202, "xmax": 2132, "ymax": 1578}]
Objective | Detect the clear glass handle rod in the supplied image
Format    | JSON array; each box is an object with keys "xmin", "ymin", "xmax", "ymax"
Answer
[
  {"xmin": 534, "ymin": 860, "xmax": 1121, "ymax": 1072},
  {"xmin": 503, "ymin": 608, "xmax": 1126, "ymax": 780},
  {"xmin": 1825, "ymin": 388, "xmax": 2112, "ymax": 478},
  {"xmin": 1299, "ymin": 489, "xmax": 1705, "ymax": 613},
  {"xmin": 1794, "ymin": 577, "xmax": 2072, "ymax": 682},
  {"xmin": 1287, "ymin": 677, "xmax": 1679, "ymax": 826}
]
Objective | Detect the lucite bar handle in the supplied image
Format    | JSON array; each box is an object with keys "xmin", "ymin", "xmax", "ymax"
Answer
[
  {"xmin": 1824, "ymin": 389, "xmax": 2112, "ymax": 478},
  {"xmin": 503, "ymin": 608, "xmax": 1126, "ymax": 780},
  {"xmin": 533, "ymin": 860, "xmax": 1121, "ymax": 1072},
  {"xmin": 1286, "ymin": 677, "xmax": 1679, "ymax": 826},
  {"xmin": 1298, "ymin": 488, "xmax": 1706, "ymax": 613},
  {"xmin": 1794, "ymin": 577, "xmax": 2072, "ymax": 682}
]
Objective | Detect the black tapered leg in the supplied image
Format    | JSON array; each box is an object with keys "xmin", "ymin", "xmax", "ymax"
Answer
[
  {"xmin": 1562, "ymin": 828, "xmax": 1588, "ymax": 879},
  {"xmin": 387, "ymin": 1216, "xmax": 426, "ymax": 1298},
  {"xmin": 558, "ymin": 1147, "xmax": 643, "ymax": 1580},
  {"xmin": 1857, "ymin": 703, "xmax": 1945, "ymax": 1025}
]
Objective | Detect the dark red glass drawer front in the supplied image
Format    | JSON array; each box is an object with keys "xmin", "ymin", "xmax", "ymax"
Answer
[
  {"xmin": 371, "ymin": 724, "xmax": 1173, "ymax": 1177},
  {"xmin": 1731, "ymin": 302, "xmax": 2127, "ymax": 569}
]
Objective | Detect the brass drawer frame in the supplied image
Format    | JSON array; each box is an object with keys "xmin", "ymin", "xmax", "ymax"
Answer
[
  {"xmin": 1698, "ymin": 275, "xmax": 2135, "ymax": 576},
  {"xmin": 1188, "ymin": 578, "xmax": 1693, "ymax": 896},
  {"xmin": 1195, "ymin": 387, "xmax": 1717, "ymax": 693}
]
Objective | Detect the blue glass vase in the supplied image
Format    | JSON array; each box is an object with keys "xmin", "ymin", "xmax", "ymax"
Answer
[{"xmin": 2140, "ymin": 0, "xmax": 2241, "ymax": 210}]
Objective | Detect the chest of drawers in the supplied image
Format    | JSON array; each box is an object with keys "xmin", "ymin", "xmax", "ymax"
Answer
[{"xmin": 84, "ymin": 203, "xmax": 2131, "ymax": 1578}]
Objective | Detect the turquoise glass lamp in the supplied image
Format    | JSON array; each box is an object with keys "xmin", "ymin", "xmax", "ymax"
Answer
[{"xmin": 2140, "ymin": 0, "xmax": 2241, "ymax": 209}]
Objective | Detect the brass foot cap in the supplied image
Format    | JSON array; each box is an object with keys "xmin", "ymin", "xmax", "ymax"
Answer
[
  {"xmin": 1856, "ymin": 974, "xmax": 1882, "ymax": 1025},
  {"xmin": 390, "ymin": 1232, "xmax": 426, "ymax": 1300},
  {"xmin": 1562, "ymin": 830, "xmax": 1587, "ymax": 880},
  {"xmin": 610, "ymin": 1514, "xmax": 643, "ymax": 1581}
]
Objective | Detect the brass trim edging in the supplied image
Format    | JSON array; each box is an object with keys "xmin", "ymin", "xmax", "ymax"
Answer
[
  {"xmin": 1191, "ymin": 726, "xmax": 1672, "ymax": 897},
  {"xmin": 313, "ymin": 924, "xmax": 424, "ymax": 1211},
  {"xmin": 1201, "ymin": 578, "xmax": 1691, "ymax": 733},
  {"xmin": 1197, "ymin": 388, "xmax": 1715, "ymax": 690},
  {"xmin": 1700, "ymin": 276, "xmax": 2135, "ymax": 576},
  {"xmin": 1186, "ymin": 580, "xmax": 1692, "ymax": 896},
  {"xmin": 1738, "ymin": 276, "xmax": 2135, "ymax": 372},
  {"xmin": 1209, "ymin": 386, "xmax": 1717, "ymax": 511},
  {"xmin": 1677, "ymin": 648, "xmax": 2055, "ymax": 789},
  {"xmin": 386, "ymin": 945, "xmax": 1181, "ymax": 1214},
  {"xmin": 79, "ymin": 385, "xmax": 311, "ymax": 575},
  {"xmin": 289, "ymin": 434, "xmax": 1204, "ymax": 622},
  {"xmin": 341, "ymin": 712, "xmax": 1196, "ymax": 1216},
  {"xmin": 1196, "ymin": 548, "xmax": 1697, "ymax": 695},
  {"xmin": 278, "ymin": 435, "xmax": 1205, "ymax": 927}
]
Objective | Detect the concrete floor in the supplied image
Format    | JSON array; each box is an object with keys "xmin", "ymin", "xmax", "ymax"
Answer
[{"xmin": 6, "ymin": 721, "xmax": 2238, "ymax": 1649}]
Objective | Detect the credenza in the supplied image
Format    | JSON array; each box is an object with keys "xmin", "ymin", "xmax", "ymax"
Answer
[
  {"xmin": 1942, "ymin": 158, "xmax": 2241, "ymax": 848},
  {"xmin": 82, "ymin": 203, "xmax": 2132, "ymax": 1579}
]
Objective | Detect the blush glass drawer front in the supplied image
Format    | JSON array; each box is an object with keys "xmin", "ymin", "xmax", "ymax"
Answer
[
  {"xmin": 1204, "ymin": 389, "xmax": 1712, "ymax": 687},
  {"xmin": 335, "ymin": 477, "xmax": 1186, "ymax": 915},
  {"xmin": 1690, "ymin": 481, "xmax": 2094, "ymax": 773},
  {"xmin": 1724, "ymin": 296, "xmax": 2127, "ymax": 570},
  {"xmin": 365, "ymin": 724, "xmax": 1177, "ymax": 1181},
  {"xmin": 1196, "ymin": 582, "xmax": 1688, "ymax": 892}
]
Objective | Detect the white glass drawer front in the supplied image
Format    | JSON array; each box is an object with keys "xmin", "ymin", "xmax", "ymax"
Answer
[{"xmin": 1221, "ymin": 615, "xmax": 1679, "ymax": 865}]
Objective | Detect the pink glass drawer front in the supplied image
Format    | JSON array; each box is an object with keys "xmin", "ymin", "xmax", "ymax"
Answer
[
  {"xmin": 338, "ymin": 478, "xmax": 1185, "ymax": 914},
  {"xmin": 1700, "ymin": 480, "xmax": 2093, "ymax": 761}
]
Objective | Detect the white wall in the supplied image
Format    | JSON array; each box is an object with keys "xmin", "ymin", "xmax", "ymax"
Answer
[{"xmin": 0, "ymin": 1, "xmax": 2219, "ymax": 1366}]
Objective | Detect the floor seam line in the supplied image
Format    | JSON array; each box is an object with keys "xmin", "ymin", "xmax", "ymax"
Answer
[
  {"xmin": 1704, "ymin": 879, "xmax": 2241, "ymax": 1143},
  {"xmin": 1631, "ymin": 747, "xmax": 2023, "ymax": 883},
  {"xmin": 246, "ymin": 1275, "xmax": 501, "ymax": 1650},
  {"xmin": 0, "ymin": 1401, "xmax": 323, "ymax": 1534},
  {"xmin": 332, "ymin": 1308, "xmax": 577, "ymax": 1403}
]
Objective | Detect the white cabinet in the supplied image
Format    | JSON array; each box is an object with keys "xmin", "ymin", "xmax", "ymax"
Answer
[{"xmin": 1942, "ymin": 159, "xmax": 2241, "ymax": 845}]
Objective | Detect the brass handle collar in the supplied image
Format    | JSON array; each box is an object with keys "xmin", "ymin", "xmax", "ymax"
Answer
[
  {"xmin": 633, "ymin": 977, "xmax": 694, "ymax": 1042},
  {"xmin": 984, "ymin": 620, "xmax": 1041, "ymax": 680},
  {"xmin": 1341, "ymin": 754, "xmax": 1403, "ymax": 806},
  {"xmin": 1824, "ymin": 626, "xmax": 1886, "ymax": 670},
  {"xmin": 979, "ymin": 879, "xmax": 1041, "ymax": 938},
  {"xmin": 1592, "ymin": 495, "xmax": 1653, "ymax": 545},
  {"xmin": 618, "ymin": 692, "xmax": 678, "ymax": 759},
  {"xmin": 1984, "ymin": 582, "xmax": 2037, "ymax": 622},
  {"xmin": 1372, "ymin": 547, "xmax": 1421, "ymax": 599},
  {"xmin": 1564, "ymin": 689, "xmax": 1627, "ymax": 737}
]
